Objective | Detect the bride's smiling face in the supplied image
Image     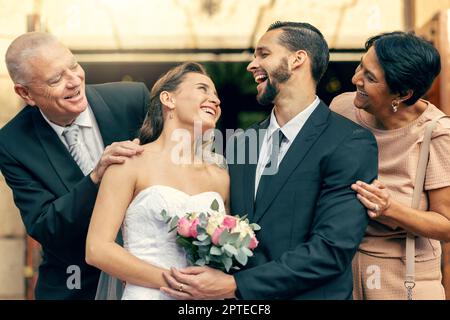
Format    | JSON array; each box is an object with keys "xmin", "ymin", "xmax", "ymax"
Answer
[{"xmin": 170, "ymin": 73, "xmax": 221, "ymax": 131}]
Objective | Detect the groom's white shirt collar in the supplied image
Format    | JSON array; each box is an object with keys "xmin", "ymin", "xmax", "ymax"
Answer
[
  {"xmin": 266, "ymin": 95, "xmax": 320, "ymax": 143},
  {"xmin": 255, "ymin": 96, "xmax": 320, "ymax": 197}
]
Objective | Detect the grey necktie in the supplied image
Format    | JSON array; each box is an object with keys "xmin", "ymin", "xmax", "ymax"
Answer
[
  {"xmin": 263, "ymin": 129, "xmax": 286, "ymax": 172},
  {"xmin": 62, "ymin": 124, "xmax": 95, "ymax": 175},
  {"xmin": 256, "ymin": 129, "xmax": 286, "ymax": 197}
]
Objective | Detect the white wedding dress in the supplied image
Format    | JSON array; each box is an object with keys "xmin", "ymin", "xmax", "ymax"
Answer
[{"xmin": 120, "ymin": 185, "xmax": 225, "ymax": 300}]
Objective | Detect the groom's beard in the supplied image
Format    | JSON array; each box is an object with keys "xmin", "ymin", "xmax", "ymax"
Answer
[{"xmin": 257, "ymin": 57, "xmax": 292, "ymax": 106}]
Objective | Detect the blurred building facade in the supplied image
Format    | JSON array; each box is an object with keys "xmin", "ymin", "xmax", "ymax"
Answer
[{"xmin": 0, "ymin": 0, "xmax": 449, "ymax": 299}]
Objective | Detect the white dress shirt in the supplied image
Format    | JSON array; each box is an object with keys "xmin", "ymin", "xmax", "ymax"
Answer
[
  {"xmin": 255, "ymin": 96, "xmax": 321, "ymax": 198},
  {"xmin": 40, "ymin": 105, "xmax": 105, "ymax": 170}
]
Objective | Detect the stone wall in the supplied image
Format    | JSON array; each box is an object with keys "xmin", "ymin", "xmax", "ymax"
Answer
[
  {"xmin": 0, "ymin": 0, "xmax": 33, "ymax": 300},
  {"xmin": 0, "ymin": 79, "xmax": 26, "ymax": 300}
]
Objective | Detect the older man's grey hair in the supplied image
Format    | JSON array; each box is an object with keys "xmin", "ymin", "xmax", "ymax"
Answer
[{"xmin": 5, "ymin": 32, "xmax": 60, "ymax": 85}]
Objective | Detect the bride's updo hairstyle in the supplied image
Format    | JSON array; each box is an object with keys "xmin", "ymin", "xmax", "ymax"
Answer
[{"xmin": 138, "ymin": 62, "xmax": 208, "ymax": 144}]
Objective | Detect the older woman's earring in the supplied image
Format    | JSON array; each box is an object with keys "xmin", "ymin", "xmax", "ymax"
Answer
[
  {"xmin": 391, "ymin": 100, "xmax": 399, "ymax": 113},
  {"xmin": 169, "ymin": 112, "xmax": 174, "ymax": 119}
]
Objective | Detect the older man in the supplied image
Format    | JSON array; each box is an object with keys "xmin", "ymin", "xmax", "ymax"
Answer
[{"xmin": 0, "ymin": 32, "xmax": 149, "ymax": 299}]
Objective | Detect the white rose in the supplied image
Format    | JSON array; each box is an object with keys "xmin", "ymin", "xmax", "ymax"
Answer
[
  {"xmin": 206, "ymin": 212, "xmax": 225, "ymax": 236},
  {"xmin": 233, "ymin": 220, "xmax": 254, "ymax": 239}
]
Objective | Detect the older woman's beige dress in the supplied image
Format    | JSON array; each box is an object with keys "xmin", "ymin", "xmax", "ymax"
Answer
[{"xmin": 330, "ymin": 92, "xmax": 450, "ymax": 300}]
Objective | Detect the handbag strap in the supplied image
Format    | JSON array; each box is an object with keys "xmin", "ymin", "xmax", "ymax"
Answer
[{"xmin": 405, "ymin": 115, "xmax": 447, "ymax": 300}]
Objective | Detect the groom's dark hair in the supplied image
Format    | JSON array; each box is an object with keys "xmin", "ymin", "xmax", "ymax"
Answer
[
  {"xmin": 267, "ymin": 21, "xmax": 329, "ymax": 84},
  {"xmin": 139, "ymin": 62, "xmax": 209, "ymax": 144}
]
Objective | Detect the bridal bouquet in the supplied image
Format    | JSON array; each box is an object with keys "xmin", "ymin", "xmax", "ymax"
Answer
[{"xmin": 160, "ymin": 200, "xmax": 260, "ymax": 273}]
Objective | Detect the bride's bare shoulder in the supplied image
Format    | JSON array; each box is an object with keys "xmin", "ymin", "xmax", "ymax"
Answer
[
  {"xmin": 104, "ymin": 142, "xmax": 160, "ymax": 176},
  {"xmin": 123, "ymin": 143, "xmax": 161, "ymax": 169},
  {"xmin": 205, "ymin": 163, "xmax": 230, "ymax": 197}
]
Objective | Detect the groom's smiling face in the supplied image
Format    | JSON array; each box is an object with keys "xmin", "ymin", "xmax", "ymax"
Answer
[{"xmin": 247, "ymin": 29, "xmax": 293, "ymax": 106}]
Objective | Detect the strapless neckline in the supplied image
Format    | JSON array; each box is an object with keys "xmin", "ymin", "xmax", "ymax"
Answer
[{"xmin": 130, "ymin": 184, "xmax": 224, "ymax": 207}]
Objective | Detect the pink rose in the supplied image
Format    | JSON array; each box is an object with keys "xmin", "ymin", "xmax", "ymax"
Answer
[
  {"xmin": 212, "ymin": 226, "xmax": 226, "ymax": 245},
  {"xmin": 189, "ymin": 218, "xmax": 200, "ymax": 238},
  {"xmin": 249, "ymin": 236, "xmax": 259, "ymax": 250},
  {"xmin": 177, "ymin": 217, "xmax": 192, "ymax": 237},
  {"xmin": 222, "ymin": 216, "xmax": 237, "ymax": 230}
]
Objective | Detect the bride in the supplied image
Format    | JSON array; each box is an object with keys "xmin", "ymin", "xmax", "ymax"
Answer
[{"xmin": 85, "ymin": 62, "xmax": 229, "ymax": 300}]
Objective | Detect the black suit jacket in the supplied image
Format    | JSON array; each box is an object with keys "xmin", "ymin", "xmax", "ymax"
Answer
[
  {"xmin": 229, "ymin": 101, "xmax": 378, "ymax": 299},
  {"xmin": 0, "ymin": 82, "xmax": 149, "ymax": 299}
]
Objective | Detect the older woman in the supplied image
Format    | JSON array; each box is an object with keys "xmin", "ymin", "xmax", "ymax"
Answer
[{"xmin": 330, "ymin": 31, "xmax": 450, "ymax": 300}]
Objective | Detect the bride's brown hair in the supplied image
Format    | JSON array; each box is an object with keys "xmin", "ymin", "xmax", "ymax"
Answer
[{"xmin": 138, "ymin": 62, "xmax": 208, "ymax": 144}]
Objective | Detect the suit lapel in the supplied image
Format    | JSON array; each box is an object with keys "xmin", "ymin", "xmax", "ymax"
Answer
[
  {"xmin": 32, "ymin": 110, "xmax": 83, "ymax": 191},
  {"xmin": 243, "ymin": 118, "xmax": 269, "ymax": 220},
  {"xmin": 253, "ymin": 102, "xmax": 330, "ymax": 223},
  {"xmin": 86, "ymin": 85, "xmax": 127, "ymax": 146},
  {"xmin": 32, "ymin": 85, "xmax": 127, "ymax": 191}
]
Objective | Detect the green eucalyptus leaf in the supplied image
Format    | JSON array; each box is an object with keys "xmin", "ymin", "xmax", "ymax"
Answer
[
  {"xmin": 222, "ymin": 256, "xmax": 232, "ymax": 272},
  {"xmin": 210, "ymin": 199, "xmax": 220, "ymax": 211},
  {"xmin": 198, "ymin": 245, "xmax": 210, "ymax": 254},
  {"xmin": 223, "ymin": 244, "xmax": 238, "ymax": 256},
  {"xmin": 195, "ymin": 258, "xmax": 206, "ymax": 266},
  {"xmin": 235, "ymin": 249, "xmax": 248, "ymax": 266},
  {"xmin": 228, "ymin": 232, "xmax": 241, "ymax": 244},
  {"xmin": 209, "ymin": 255, "xmax": 222, "ymax": 263},
  {"xmin": 199, "ymin": 213, "xmax": 208, "ymax": 224},
  {"xmin": 169, "ymin": 216, "xmax": 179, "ymax": 230},
  {"xmin": 176, "ymin": 237, "xmax": 196, "ymax": 251},
  {"xmin": 250, "ymin": 223, "xmax": 261, "ymax": 231},
  {"xmin": 201, "ymin": 237, "xmax": 211, "ymax": 246},
  {"xmin": 210, "ymin": 246, "xmax": 222, "ymax": 256},
  {"xmin": 218, "ymin": 230, "xmax": 230, "ymax": 246},
  {"xmin": 242, "ymin": 247, "xmax": 254, "ymax": 257},
  {"xmin": 194, "ymin": 237, "xmax": 211, "ymax": 246},
  {"xmin": 242, "ymin": 234, "xmax": 251, "ymax": 247},
  {"xmin": 197, "ymin": 233, "xmax": 208, "ymax": 241}
]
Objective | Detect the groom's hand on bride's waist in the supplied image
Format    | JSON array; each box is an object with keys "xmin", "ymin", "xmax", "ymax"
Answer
[{"xmin": 160, "ymin": 266, "xmax": 237, "ymax": 300}]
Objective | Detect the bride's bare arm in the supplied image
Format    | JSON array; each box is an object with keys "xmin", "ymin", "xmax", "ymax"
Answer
[
  {"xmin": 215, "ymin": 166, "xmax": 230, "ymax": 213},
  {"xmin": 85, "ymin": 160, "xmax": 167, "ymax": 289}
]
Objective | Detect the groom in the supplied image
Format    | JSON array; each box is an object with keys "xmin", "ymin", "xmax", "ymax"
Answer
[{"xmin": 162, "ymin": 21, "xmax": 378, "ymax": 299}]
